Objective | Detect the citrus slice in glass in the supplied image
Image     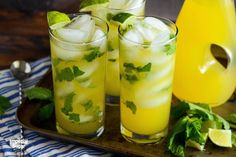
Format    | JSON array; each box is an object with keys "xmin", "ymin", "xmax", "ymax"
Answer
[
  {"xmin": 47, "ymin": 11, "xmax": 71, "ymax": 30},
  {"xmin": 79, "ymin": 0, "xmax": 109, "ymax": 12}
]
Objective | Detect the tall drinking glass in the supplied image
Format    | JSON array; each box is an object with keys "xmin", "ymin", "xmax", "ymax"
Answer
[
  {"xmin": 49, "ymin": 14, "xmax": 108, "ymax": 139},
  {"xmin": 119, "ymin": 16, "xmax": 178, "ymax": 143},
  {"xmin": 91, "ymin": 0, "xmax": 146, "ymax": 105}
]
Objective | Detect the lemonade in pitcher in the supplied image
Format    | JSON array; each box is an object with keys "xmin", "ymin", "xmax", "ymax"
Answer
[
  {"xmin": 173, "ymin": 0, "xmax": 236, "ymax": 107},
  {"xmin": 80, "ymin": 0, "xmax": 146, "ymax": 104}
]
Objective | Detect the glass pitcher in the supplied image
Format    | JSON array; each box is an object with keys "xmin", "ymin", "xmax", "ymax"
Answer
[{"xmin": 173, "ymin": 0, "xmax": 236, "ymax": 107}]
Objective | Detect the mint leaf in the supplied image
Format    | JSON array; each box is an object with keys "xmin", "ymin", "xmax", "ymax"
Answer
[
  {"xmin": 232, "ymin": 132, "xmax": 236, "ymax": 147},
  {"xmin": 38, "ymin": 103, "xmax": 54, "ymax": 121},
  {"xmin": 25, "ymin": 87, "xmax": 52, "ymax": 100},
  {"xmin": 226, "ymin": 114, "xmax": 236, "ymax": 124},
  {"xmin": 171, "ymin": 101, "xmax": 189, "ymax": 119},
  {"xmin": 167, "ymin": 116, "xmax": 188, "ymax": 157},
  {"xmin": 61, "ymin": 93, "xmax": 75, "ymax": 115},
  {"xmin": 107, "ymin": 13, "xmax": 113, "ymax": 21},
  {"xmin": 52, "ymin": 58, "xmax": 62, "ymax": 67},
  {"xmin": 93, "ymin": 105, "xmax": 102, "ymax": 120},
  {"xmin": 82, "ymin": 100, "xmax": 93, "ymax": 111},
  {"xmin": 170, "ymin": 33, "xmax": 176, "ymax": 39},
  {"xmin": 58, "ymin": 67, "xmax": 74, "ymax": 81},
  {"xmin": 137, "ymin": 63, "xmax": 152, "ymax": 72},
  {"xmin": 108, "ymin": 59, "xmax": 116, "ymax": 62},
  {"xmin": 73, "ymin": 66, "xmax": 85, "ymax": 77},
  {"xmin": 213, "ymin": 114, "xmax": 230, "ymax": 130},
  {"xmin": 124, "ymin": 63, "xmax": 136, "ymax": 73},
  {"xmin": 57, "ymin": 66, "xmax": 85, "ymax": 81},
  {"xmin": 125, "ymin": 101, "xmax": 136, "ymax": 114},
  {"xmin": 69, "ymin": 113, "xmax": 80, "ymax": 122},
  {"xmin": 84, "ymin": 47, "xmax": 104, "ymax": 62},
  {"xmin": 111, "ymin": 13, "xmax": 133, "ymax": 23},
  {"xmin": 0, "ymin": 96, "xmax": 11, "ymax": 116},
  {"xmin": 124, "ymin": 74, "xmax": 138, "ymax": 83},
  {"xmin": 186, "ymin": 118, "xmax": 205, "ymax": 145},
  {"xmin": 165, "ymin": 44, "xmax": 176, "ymax": 55}
]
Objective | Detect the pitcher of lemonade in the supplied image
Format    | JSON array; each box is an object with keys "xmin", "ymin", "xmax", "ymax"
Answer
[{"xmin": 173, "ymin": 0, "xmax": 236, "ymax": 107}]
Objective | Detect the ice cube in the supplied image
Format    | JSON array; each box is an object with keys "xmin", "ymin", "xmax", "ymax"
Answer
[
  {"xmin": 150, "ymin": 31, "xmax": 171, "ymax": 52},
  {"xmin": 143, "ymin": 17, "xmax": 170, "ymax": 33},
  {"xmin": 51, "ymin": 41, "xmax": 83, "ymax": 60},
  {"xmin": 123, "ymin": 29, "xmax": 143, "ymax": 44},
  {"xmin": 123, "ymin": 0, "xmax": 143, "ymax": 9},
  {"xmin": 80, "ymin": 20, "xmax": 96, "ymax": 42},
  {"xmin": 134, "ymin": 23, "xmax": 157, "ymax": 41},
  {"xmin": 91, "ymin": 28, "xmax": 106, "ymax": 48},
  {"xmin": 55, "ymin": 28, "xmax": 88, "ymax": 43},
  {"xmin": 67, "ymin": 14, "xmax": 91, "ymax": 29}
]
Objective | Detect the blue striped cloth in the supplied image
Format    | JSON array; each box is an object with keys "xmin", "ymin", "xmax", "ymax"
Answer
[{"xmin": 0, "ymin": 57, "xmax": 112, "ymax": 157}]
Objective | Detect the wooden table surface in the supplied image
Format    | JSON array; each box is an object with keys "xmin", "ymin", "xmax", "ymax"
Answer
[{"xmin": 0, "ymin": 0, "xmax": 183, "ymax": 69}]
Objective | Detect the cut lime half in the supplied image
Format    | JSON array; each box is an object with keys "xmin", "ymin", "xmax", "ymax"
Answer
[
  {"xmin": 47, "ymin": 11, "xmax": 71, "ymax": 30},
  {"xmin": 80, "ymin": 0, "xmax": 109, "ymax": 12},
  {"xmin": 208, "ymin": 128, "xmax": 232, "ymax": 147}
]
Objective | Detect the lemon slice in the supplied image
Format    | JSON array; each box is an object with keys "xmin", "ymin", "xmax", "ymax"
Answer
[
  {"xmin": 47, "ymin": 11, "xmax": 70, "ymax": 30},
  {"xmin": 79, "ymin": 0, "xmax": 109, "ymax": 12},
  {"xmin": 208, "ymin": 128, "xmax": 232, "ymax": 147}
]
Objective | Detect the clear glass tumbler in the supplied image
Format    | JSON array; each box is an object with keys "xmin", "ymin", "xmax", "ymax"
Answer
[
  {"xmin": 49, "ymin": 14, "xmax": 108, "ymax": 139},
  {"xmin": 91, "ymin": 0, "xmax": 146, "ymax": 105},
  {"xmin": 119, "ymin": 16, "xmax": 178, "ymax": 143}
]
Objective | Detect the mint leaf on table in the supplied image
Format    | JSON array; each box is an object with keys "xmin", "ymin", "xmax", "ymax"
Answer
[
  {"xmin": 25, "ymin": 87, "xmax": 52, "ymax": 100},
  {"xmin": 61, "ymin": 92, "xmax": 75, "ymax": 115},
  {"xmin": 38, "ymin": 103, "xmax": 54, "ymax": 121},
  {"xmin": 167, "ymin": 101, "xmax": 231, "ymax": 157},
  {"xmin": 125, "ymin": 101, "xmax": 136, "ymax": 114},
  {"xmin": 167, "ymin": 116, "xmax": 188, "ymax": 157},
  {"xmin": 0, "ymin": 96, "xmax": 11, "ymax": 115},
  {"xmin": 226, "ymin": 114, "xmax": 236, "ymax": 124},
  {"xmin": 232, "ymin": 132, "xmax": 236, "ymax": 147}
]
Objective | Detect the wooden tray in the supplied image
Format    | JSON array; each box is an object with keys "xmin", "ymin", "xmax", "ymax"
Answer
[{"xmin": 16, "ymin": 71, "xmax": 236, "ymax": 157}]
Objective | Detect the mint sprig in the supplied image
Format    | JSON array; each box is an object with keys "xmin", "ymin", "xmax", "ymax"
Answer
[
  {"xmin": 25, "ymin": 87, "xmax": 54, "ymax": 121},
  {"xmin": 0, "ymin": 96, "xmax": 11, "ymax": 116},
  {"xmin": 167, "ymin": 101, "xmax": 231, "ymax": 157},
  {"xmin": 125, "ymin": 101, "xmax": 136, "ymax": 114}
]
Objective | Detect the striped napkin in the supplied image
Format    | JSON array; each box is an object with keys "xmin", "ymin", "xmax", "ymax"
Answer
[{"xmin": 0, "ymin": 57, "xmax": 111, "ymax": 157}]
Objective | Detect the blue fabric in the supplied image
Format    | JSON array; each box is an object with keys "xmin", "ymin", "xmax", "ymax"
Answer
[{"xmin": 0, "ymin": 57, "xmax": 112, "ymax": 157}]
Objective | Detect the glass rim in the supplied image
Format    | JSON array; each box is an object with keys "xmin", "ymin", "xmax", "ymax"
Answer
[
  {"xmin": 118, "ymin": 16, "xmax": 178, "ymax": 46},
  {"xmin": 49, "ymin": 13, "xmax": 109, "ymax": 46},
  {"xmin": 101, "ymin": 0, "xmax": 146, "ymax": 11}
]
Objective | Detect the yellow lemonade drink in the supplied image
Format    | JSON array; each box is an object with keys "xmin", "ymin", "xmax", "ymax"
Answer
[
  {"xmin": 173, "ymin": 0, "xmax": 236, "ymax": 107},
  {"xmin": 119, "ymin": 17, "xmax": 177, "ymax": 143},
  {"xmin": 49, "ymin": 13, "xmax": 108, "ymax": 138},
  {"xmin": 80, "ymin": 0, "xmax": 146, "ymax": 104}
]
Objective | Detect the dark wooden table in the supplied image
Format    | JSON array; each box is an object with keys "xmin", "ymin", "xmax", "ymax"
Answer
[{"xmin": 0, "ymin": 0, "xmax": 184, "ymax": 69}]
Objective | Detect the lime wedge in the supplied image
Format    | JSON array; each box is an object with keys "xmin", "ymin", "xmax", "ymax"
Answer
[
  {"xmin": 208, "ymin": 128, "xmax": 232, "ymax": 147},
  {"xmin": 47, "ymin": 11, "xmax": 71, "ymax": 30},
  {"xmin": 110, "ymin": 12, "xmax": 134, "ymax": 25},
  {"xmin": 80, "ymin": 0, "xmax": 109, "ymax": 12}
]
